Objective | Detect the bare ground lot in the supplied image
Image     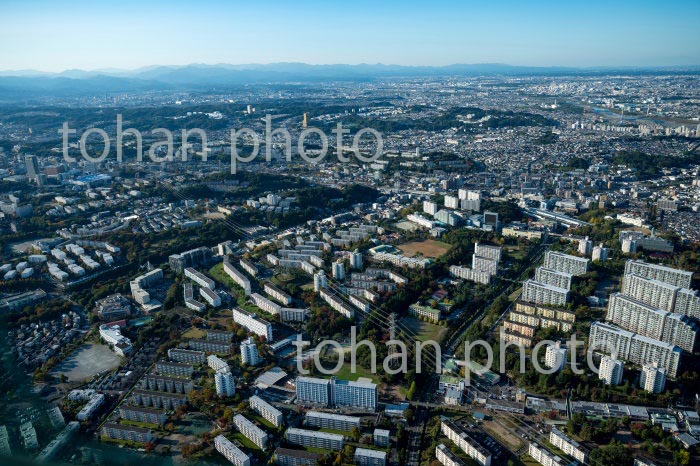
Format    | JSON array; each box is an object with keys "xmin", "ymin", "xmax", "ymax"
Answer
[
  {"xmin": 398, "ymin": 239, "xmax": 451, "ymax": 258},
  {"xmin": 51, "ymin": 342, "xmax": 121, "ymax": 381},
  {"xmin": 482, "ymin": 418, "xmax": 525, "ymax": 452}
]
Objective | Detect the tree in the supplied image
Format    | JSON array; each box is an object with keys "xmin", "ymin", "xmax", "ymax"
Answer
[
  {"xmin": 406, "ymin": 381, "xmax": 417, "ymax": 401},
  {"xmin": 673, "ymin": 450, "xmax": 690, "ymax": 466}
]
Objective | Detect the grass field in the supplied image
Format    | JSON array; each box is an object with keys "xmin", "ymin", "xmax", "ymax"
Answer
[
  {"xmin": 231, "ymin": 432, "xmax": 262, "ymax": 450},
  {"xmin": 398, "ymin": 239, "xmax": 451, "ymax": 258},
  {"xmin": 209, "ymin": 263, "xmax": 240, "ymax": 290},
  {"xmin": 182, "ymin": 327, "xmax": 207, "ymax": 339},
  {"xmin": 402, "ymin": 316, "xmax": 447, "ymax": 343},
  {"xmin": 317, "ymin": 361, "xmax": 381, "ymax": 383}
]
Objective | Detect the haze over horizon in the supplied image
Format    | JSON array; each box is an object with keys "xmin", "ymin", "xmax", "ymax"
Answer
[{"xmin": 1, "ymin": 0, "xmax": 699, "ymax": 73}]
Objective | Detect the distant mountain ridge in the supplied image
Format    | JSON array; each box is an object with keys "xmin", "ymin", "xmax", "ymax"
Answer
[{"xmin": 1, "ymin": 62, "xmax": 699, "ymax": 98}]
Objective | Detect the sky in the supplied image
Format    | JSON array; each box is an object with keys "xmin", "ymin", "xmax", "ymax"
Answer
[{"xmin": 1, "ymin": 0, "xmax": 699, "ymax": 72}]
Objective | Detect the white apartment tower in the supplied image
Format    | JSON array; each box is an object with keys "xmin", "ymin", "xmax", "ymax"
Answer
[
  {"xmin": 640, "ymin": 363, "xmax": 666, "ymax": 393},
  {"xmin": 598, "ymin": 356, "xmax": 624, "ymax": 385},
  {"xmin": 240, "ymin": 337, "xmax": 260, "ymax": 366}
]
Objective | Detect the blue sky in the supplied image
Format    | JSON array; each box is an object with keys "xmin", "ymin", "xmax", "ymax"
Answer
[{"xmin": 1, "ymin": 0, "xmax": 698, "ymax": 71}]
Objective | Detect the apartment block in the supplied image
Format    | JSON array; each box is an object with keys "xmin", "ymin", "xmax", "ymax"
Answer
[
  {"xmin": 606, "ymin": 293, "xmax": 698, "ymax": 352},
  {"xmin": 598, "ymin": 356, "xmax": 624, "ymax": 386},
  {"xmin": 264, "ymin": 282, "xmax": 292, "ymax": 305},
  {"xmin": 214, "ymin": 434, "xmax": 250, "ymax": 466},
  {"xmin": 305, "ymin": 411, "xmax": 360, "ymax": 431},
  {"xmin": 188, "ymin": 338, "xmax": 232, "ymax": 354},
  {"xmin": 528, "ymin": 442, "xmax": 567, "ymax": 466},
  {"xmin": 207, "ymin": 354, "xmax": 229, "ymax": 372},
  {"xmin": 449, "ymin": 265, "xmax": 491, "ymax": 285},
  {"xmin": 250, "ymin": 395, "xmax": 283, "ymax": 428},
  {"xmin": 589, "ymin": 321, "xmax": 682, "ymax": 377},
  {"xmin": 156, "ymin": 360, "xmax": 193, "ymax": 377},
  {"xmin": 295, "ymin": 376, "xmax": 377, "ymax": 411},
  {"xmin": 240, "ymin": 258, "xmax": 258, "ymax": 277},
  {"xmin": 223, "ymin": 259, "xmax": 251, "ymax": 295},
  {"xmin": 623, "ymin": 260, "xmax": 692, "ymax": 288},
  {"xmin": 215, "ymin": 369, "xmax": 236, "ymax": 397},
  {"xmin": 354, "ymin": 448, "xmax": 387, "ymax": 466},
  {"xmin": 101, "ymin": 423, "xmax": 153, "ymax": 444},
  {"xmin": 543, "ymin": 251, "xmax": 589, "ymax": 276},
  {"xmin": 184, "ymin": 267, "xmax": 215, "ymax": 290},
  {"xmin": 119, "ymin": 406, "xmax": 167, "ymax": 425},
  {"xmin": 436, "ymin": 443, "xmax": 468, "ymax": 466},
  {"xmin": 240, "ymin": 337, "xmax": 261, "ymax": 366},
  {"xmin": 167, "ymin": 348, "xmax": 206, "ymax": 364},
  {"xmin": 319, "ymin": 288, "xmax": 355, "ymax": 319},
  {"xmin": 207, "ymin": 330, "xmax": 234, "ymax": 342},
  {"xmin": 251, "ymin": 292, "xmax": 282, "ymax": 315},
  {"xmin": 130, "ymin": 389, "xmax": 187, "ymax": 409},
  {"xmin": 285, "ymin": 428, "xmax": 344, "ymax": 451},
  {"xmin": 440, "ymin": 418, "xmax": 492, "ymax": 466},
  {"xmin": 640, "ymin": 364, "xmax": 666, "ymax": 393},
  {"xmin": 549, "ymin": 428, "xmax": 589, "ymax": 463},
  {"xmin": 233, "ymin": 414, "xmax": 268, "ymax": 450},
  {"xmin": 232, "ymin": 308, "xmax": 273, "ymax": 341},
  {"xmin": 522, "ymin": 280, "xmax": 569, "ymax": 307},
  {"xmin": 273, "ymin": 448, "xmax": 320, "ymax": 466},
  {"xmin": 534, "ymin": 267, "xmax": 572, "ymax": 291},
  {"xmin": 474, "ymin": 243, "xmax": 502, "ymax": 262},
  {"xmin": 139, "ymin": 374, "xmax": 193, "ymax": 394}
]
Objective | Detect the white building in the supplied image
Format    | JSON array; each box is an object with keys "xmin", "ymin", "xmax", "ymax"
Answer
[
  {"xmin": 640, "ymin": 363, "xmax": 666, "ymax": 393},
  {"xmin": 543, "ymin": 251, "xmax": 590, "ymax": 276},
  {"xmin": 232, "ymin": 308, "xmax": 273, "ymax": 341},
  {"xmin": 184, "ymin": 267, "xmax": 215, "ymax": 289},
  {"xmin": 605, "ymin": 293, "xmax": 698, "ymax": 352},
  {"xmin": 440, "ymin": 418, "xmax": 491, "ymax": 466},
  {"xmin": 215, "ymin": 369, "xmax": 235, "ymax": 397},
  {"xmin": 354, "ymin": 448, "xmax": 387, "ymax": 466},
  {"xmin": 534, "ymin": 267, "xmax": 572, "ymax": 291},
  {"xmin": 522, "ymin": 280, "xmax": 569, "ymax": 307},
  {"xmin": 240, "ymin": 337, "xmax": 260, "ymax": 366},
  {"xmin": 528, "ymin": 442, "xmax": 567, "ymax": 466},
  {"xmin": 296, "ymin": 376, "xmax": 377, "ymax": 411},
  {"xmin": 589, "ymin": 321, "xmax": 682, "ymax": 377},
  {"xmin": 313, "ymin": 270, "xmax": 328, "ymax": 291},
  {"xmin": 444, "ymin": 195, "xmax": 459, "ymax": 209},
  {"xmin": 592, "ymin": 244, "xmax": 609, "ymax": 262},
  {"xmin": 578, "ymin": 237, "xmax": 593, "ymax": 256},
  {"xmin": 598, "ymin": 356, "xmax": 624, "ymax": 386},
  {"xmin": 250, "ymin": 395, "xmax": 283, "ymax": 428},
  {"xmin": 99, "ymin": 324, "xmax": 132, "ymax": 356},
  {"xmin": 424, "ymin": 201, "xmax": 439, "ymax": 216},
  {"xmin": 332, "ymin": 260, "xmax": 346, "ymax": 280},
  {"xmin": 305, "ymin": 411, "xmax": 360, "ymax": 431},
  {"xmin": 624, "ymin": 260, "xmax": 693, "ymax": 289},
  {"xmin": 77, "ymin": 393, "xmax": 105, "ymax": 421},
  {"xmin": 544, "ymin": 342, "xmax": 567, "ymax": 372},
  {"xmin": 208, "ymin": 354, "xmax": 230, "ymax": 372},
  {"xmin": 350, "ymin": 251, "xmax": 363, "ymax": 269},
  {"xmin": 223, "ymin": 259, "xmax": 251, "ymax": 295},
  {"xmin": 474, "ymin": 243, "xmax": 502, "ymax": 262},
  {"xmin": 233, "ymin": 414, "xmax": 268, "ymax": 450},
  {"xmin": 285, "ymin": 428, "xmax": 344, "ymax": 451},
  {"xmin": 214, "ymin": 434, "xmax": 250, "ymax": 466},
  {"xmin": 549, "ymin": 428, "xmax": 589, "ymax": 464},
  {"xmin": 436, "ymin": 443, "xmax": 468, "ymax": 466}
]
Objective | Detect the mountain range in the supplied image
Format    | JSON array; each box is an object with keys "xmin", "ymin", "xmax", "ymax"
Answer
[{"xmin": 1, "ymin": 62, "xmax": 699, "ymax": 98}]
